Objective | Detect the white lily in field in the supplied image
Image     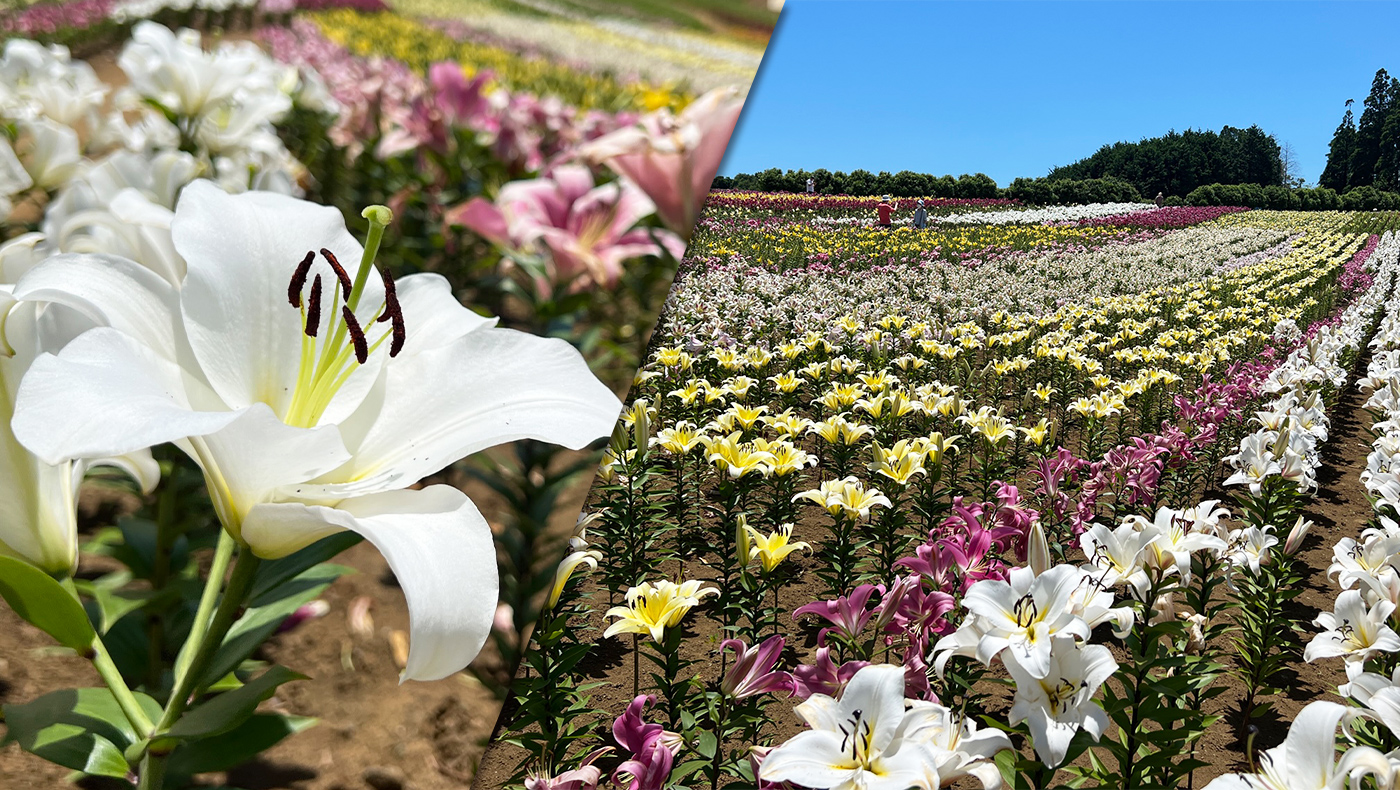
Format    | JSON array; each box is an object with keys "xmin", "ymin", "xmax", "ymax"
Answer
[
  {"xmin": 1079, "ymin": 521, "xmax": 1156, "ymax": 599},
  {"xmin": 955, "ymin": 564, "xmax": 1090, "ymax": 679},
  {"xmin": 1330, "ymin": 533, "xmax": 1400, "ymax": 593},
  {"xmin": 1129, "ymin": 506, "xmax": 1227, "ymax": 586},
  {"xmin": 13, "ymin": 118, "xmax": 83, "ymax": 191},
  {"xmin": 11, "ymin": 181, "xmax": 622, "ymax": 680},
  {"xmin": 1224, "ymin": 433, "xmax": 1281, "ymax": 495},
  {"xmin": 0, "ymin": 256, "xmax": 158, "ymax": 575},
  {"xmin": 1304, "ymin": 589, "xmax": 1400, "ymax": 678},
  {"xmin": 1225, "ymin": 525, "xmax": 1279, "ymax": 577},
  {"xmin": 1004, "ymin": 635, "xmax": 1115, "ymax": 770},
  {"xmin": 1202, "ymin": 701, "xmax": 1386, "ymax": 790},
  {"xmin": 759, "ymin": 664, "xmax": 945, "ymax": 790},
  {"xmin": 898, "ymin": 701, "xmax": 1010, "ymax": 789}
]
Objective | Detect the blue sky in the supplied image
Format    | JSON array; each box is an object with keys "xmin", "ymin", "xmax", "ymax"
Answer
[{"xmin": 719, "ymin": 1, "xmax": 1400, "ymax": 186}]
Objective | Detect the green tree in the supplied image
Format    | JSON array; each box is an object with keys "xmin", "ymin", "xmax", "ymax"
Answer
[
  {"xmin": 1349, "ymin": 69, "xmax": 1397, "ymax": 188},
  {"xmin": 1319, "ymin": 105, "xmax": 1357, "ymax": 191}
]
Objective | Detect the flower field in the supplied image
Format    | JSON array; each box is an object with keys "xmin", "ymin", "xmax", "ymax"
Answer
[
  {"xmin": 0, "ymin": 0, "xmax": 762, "ymax": 786},
  {"xmin": 478, "ymin": 194, "xmax": 1400, "ymax": 789}
]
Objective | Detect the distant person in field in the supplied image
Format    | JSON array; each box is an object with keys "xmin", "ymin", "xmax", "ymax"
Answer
[
  {"xmin": 877, "ymin": 195, "xmax": 894, "ymax": 228},
  {"xmin": 1155, "ymin": 191, "xmax": 1165, "ymax": 207},
  {"xmin": 913, "ymin": 198, "xmax": 929, "ymax": 229},
  {"xmin": 806, "ymin": 178, "xmax": 815, "ymax": 193}
]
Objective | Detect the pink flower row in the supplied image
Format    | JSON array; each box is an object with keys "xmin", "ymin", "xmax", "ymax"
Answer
[{"xmin": 1080, "ymin": 205, "xmax": 1250, "ymax": 229}]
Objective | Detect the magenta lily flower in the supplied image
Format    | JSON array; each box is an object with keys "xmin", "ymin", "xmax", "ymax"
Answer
[
  {"xmin": 578, "ymin": 87, "xmax": 744, "ymax": 237},
  {"xmin": 720, "ymin": 635, "xmax": 794, "ymax": 699},
  {"xmin": 891, "ymin": 583, "xmax": 958, "ymax": 638},
  {"xmin": 447, "ymin": 164, "xmax": 681, "ymax": 295},
  {"xmin": 895, "ymin": 540, "xmax": 958, "ymax": 590},
  {"xmin": 793, "ymin": 583, "xmax": 880, "ymax": 642},
  {"xmin": 788, "ymin": 646, "xmax": 869, "ymax": 701},
  {"xmin": 525, "ymin": 748, "xmax": 611, "ymax": 790},
  {"xmin": 612, "ymin": 696, "xmax": 681, "ymax": 790}
]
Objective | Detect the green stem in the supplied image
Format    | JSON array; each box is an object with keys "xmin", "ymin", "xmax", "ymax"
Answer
[
  {"xmin": 137, "ymin": 750, "xmax": 167, "ymax": 790},
  {"xmin": 158, "ymin": 544, "xmax": 262, "ymax": 731},
  {"xmin": 139, "ymin": 543, "xmax": 262, "ymax": 790},
  {"xmin": 172, "ymin": 530, "xmax": 236, "ymax": 682},
  {"xmin": 91, "ymin": 636, "xmax": 155, "ymax": 737},
  {"xmin": 60, "ymin": 577, "xmax": 155, "ymax": 737}
]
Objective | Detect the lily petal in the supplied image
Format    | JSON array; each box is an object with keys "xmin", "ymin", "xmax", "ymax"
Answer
[
  {"xmin": 241, "ymin": 485, "xmax": 497, "ymax": 681},
  {"xmin": 13, "ymin": 327, "xmax": 235, "ymax": 465},
  {"xmin": 292, "ymin": 327, "xmax": 622, "ymax": 499},
  {"xmin": 172, "ymin": 180, "xmax": 384, "ymax": 420}
]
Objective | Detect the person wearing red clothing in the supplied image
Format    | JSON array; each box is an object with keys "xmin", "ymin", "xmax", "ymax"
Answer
[{"xmin": 877, "ymin": 195, "xmax": 893, "ymax": 228}]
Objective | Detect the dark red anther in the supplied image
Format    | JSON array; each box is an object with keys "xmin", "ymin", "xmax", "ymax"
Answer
[
  {"xmin": 305, "ymin": 275, "xmax": 323, "ymax": 338},
  {"xmin": 376, "ymin": 264, "xmax": 399, "ymax": 324},
  {"xmin": 390, "ymin": 313, "xmax": 406, "ymax": 357},
  {"xmin": 343, "ymin": 305, "xmax": 368, "ymax": 364},
  {"xmin": 320, "ymin": 248, "xmax": 353, "ymax": 296},
  {"xmin": 289, "ymin": 251, "xmax": 315, "ymax": 308}
]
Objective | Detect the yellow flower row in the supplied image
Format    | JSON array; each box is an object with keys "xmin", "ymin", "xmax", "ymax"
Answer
[{"xmin": 309, "ymin": 8, "xmax": 691, "ymax": 112}]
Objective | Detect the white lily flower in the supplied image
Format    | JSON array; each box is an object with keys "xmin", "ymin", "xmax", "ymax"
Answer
[
  {"xmin": 1224, "ymin": 433, "xmax": 1281, "ymax": 494},
  {"xmin": 1202, "ymin": 701, "xmax": 1384, "ymax": 790},
  {"xmin": 1131, "ymin": 506, "xmax": 1227, "ymax": 586},
  {"xmin": 0, "ymin": 137, "xmax": 33, "ymax": 203},
  {"xmin": 759, "ymin": 664, "xmax": 946, "ymax": 790},
  {"xmin": 1079, "ymin": 521, "xmax": 1156, "ymax": 599},
  {"xmin": 959, "ymin": 564, "xmax": 1090, "ymax": 679},
  {"xmin": 1304, "ymin": 589, "xmax": 1400, "ymax": 677},
  {"xmin": 0, "ymin": 261, "xmax": 158, "ymax": 575},
  {"xmin": 1225, "ymin": 525, "xmax": 1278, "ymax": 576},
  {"xmin": 11, "ymin": 181, "xmax": 622, "ymax": 680},
  {"xmin": 899, "ymin": 701, "xmax": 1010, "ymax": 789},
  {"xmin": 13, "ymin": 118, "xmax": 83, "ymax": 191},
  {"xmin": 1004, "ymin": 635, "xmax": 1116, "ymax": 769},
  {"xmin": 118, "ymin": 23, "xmax": 265, "ymax": 119}
]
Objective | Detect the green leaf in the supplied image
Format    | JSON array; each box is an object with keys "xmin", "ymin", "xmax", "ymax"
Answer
[
  {"xmin": 1, "ymin": 688, "xmax": 161, "ymax": 777},
  {"xmin": 168, "ymin": 665, "xmax": 305, "ymax": 740},
  {"xmin": 167, "ymin": 714, "xmax": 316, "ymax": 777},
  {"xmin": 0, "ymin": 556, "xmax": 96, "ymax": 651},
  {"xmin": 76, "ymin": 571, "xmax": 169, "ymax": 634},
  {"xmin": 249, "ymin": 532, "xmax": 361, "ymax": 603},
  {"xmin": 167, "ymin": 665, "xmax": 304, "ymax": 741},
  {"xmin": 196, "ymin": 564, "xmax": 336, "ymax": 690}
]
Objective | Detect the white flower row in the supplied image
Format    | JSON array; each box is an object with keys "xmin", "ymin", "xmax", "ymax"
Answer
[
  {"xmin": 1225, "ymin": 235, "xmax": 1398, "ymax": 497},
  {"xmin": 668, "ymin": 224, "xmax": 1292, "ymax": 346},
  {"xmin": 110, "ymin": 0, "xmax": 261, "ymax": 23},
  {"xmin": 1, "ymin": 24, "xmax": 321, "ymax": 235},
  {"xmin": 1354, "ymin": 232, "xmax": 1400, "ymax": 518},
  {"xmin": 934, "ymin": 202, "xmax": 1153, "ymax": 226},
  {"xmin": 1233, "ymin": 236, "xmax": 1400, "ymax": 790}
]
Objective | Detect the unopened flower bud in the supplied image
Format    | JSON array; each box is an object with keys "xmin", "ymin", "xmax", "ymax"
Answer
[{"xmin": 1283, "ymin": 516, "xmax": 1313, "ymax": 556}]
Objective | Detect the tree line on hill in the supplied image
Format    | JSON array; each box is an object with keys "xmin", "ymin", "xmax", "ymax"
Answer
[{"xmin": 716, "ymin": 67, "xmax": 1400, "ymax": 209}]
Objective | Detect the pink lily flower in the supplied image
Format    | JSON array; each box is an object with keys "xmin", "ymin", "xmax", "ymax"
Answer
[
  {"xmin": 612, "ymin": 696, "xmax": 681, "ymax": 790},
  {"xmin": 446, "ymin": 164, "xmax": 682, "ymax": 295},
  {"xmin": 894, "ymin": 541, "xmax": 958, "ymax": 591},
  {"xmin": 890, "ymin": 583, "xmax": 957, "ymax": 638},
  {"xmin": 720, "ymin": 635, "xmax": 794, "ymax": 699},
  {"xmin": 525, "ymin": 748, "xmax": 612, "ymax": 790},
  {"xmin": 578, "ymin": 87, "xmax": 744, "ymax": 237},
  {"xmin": 793, "ymin": 583, "xmax": 880, "ymax": 642},
  {"xmin": 788, "ymin": 646, "xmax": 869, "ymax": 700}
]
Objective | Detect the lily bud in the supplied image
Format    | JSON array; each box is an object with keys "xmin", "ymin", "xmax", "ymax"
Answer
[
  {"xmin": 1028, "ymin": 519, "xmax": 1051, "ymax": 577},
  {"xmin": 736, "ymin": 514, "xmax": 752, "ymax": 567},
  {"xmin": 1283, "ymin": 516, "xmax": 1313, "ymax": 556}
]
